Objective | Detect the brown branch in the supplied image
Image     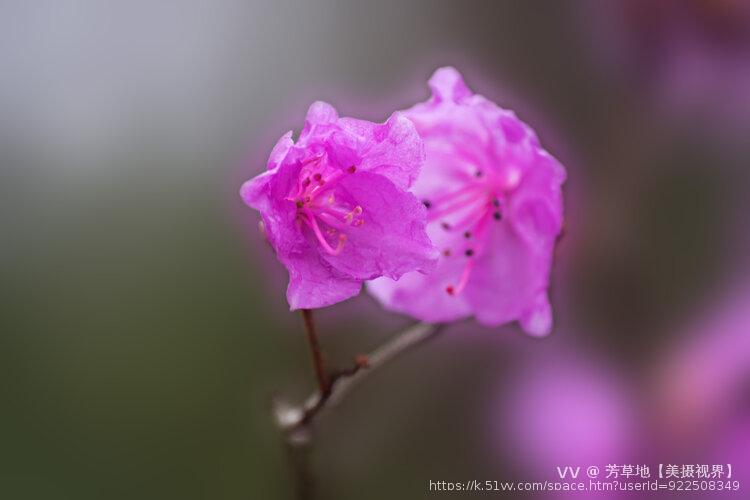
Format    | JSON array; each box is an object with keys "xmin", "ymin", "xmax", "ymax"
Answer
[
  {"xmin": 301, "ymin": 309, "xmax": 330, "ymax": 396},
  {"xmin": 273, "ymin": 322, "xmax": 443, "ymax": 433}
]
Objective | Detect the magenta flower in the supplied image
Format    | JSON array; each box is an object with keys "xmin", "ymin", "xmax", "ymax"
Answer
[
  {"xmin": 367, "ymin": 68, "xmax": 566, "ymax": 336},
  {"xmin": 241, "ymin": 101, "xmax": 437, "ymax": 310}
]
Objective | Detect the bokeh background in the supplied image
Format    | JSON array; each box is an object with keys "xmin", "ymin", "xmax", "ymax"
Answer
[{"xmin": 2, "ymin": 1, "xmax": 749, "ymax": 498}]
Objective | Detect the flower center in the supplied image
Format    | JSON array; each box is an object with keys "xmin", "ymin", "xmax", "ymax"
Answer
[
  {"xmin": 290, "ymin": 158, "xmax": 362, "ymax": 256},
  {"xmin": 421, "ymin": 167, "xmax": 519, "ymax": 295}
]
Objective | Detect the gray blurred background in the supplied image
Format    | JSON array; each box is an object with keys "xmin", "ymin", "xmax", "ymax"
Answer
[{"xmin": 2, "ymin": 1, "xmax": 749, "ymax": 499}]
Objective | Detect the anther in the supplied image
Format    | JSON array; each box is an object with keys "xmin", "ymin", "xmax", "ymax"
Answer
[
  {"xmin": 492, "ymin": 199, "xmax": 500, "ymax": 207},
  {"xmin": 347, "ymin": 165, "xmax": 357, "ymax": 174},
  {"xmin": 302, "ymin": 177, "xmax": 311, "ymax": 187},
  {"xmin": 465, "ymin": 249, "xmax": 474, "ymax": 257},
  {"xmin": 446, "ymin": 285, "xmax": 455, "ymax": 295},
  {"xmin": 441, "ymin": 222, "xmax": 451, "ymax": 230},
  {"xmin": 475, "ymin": 170, "xmax": 483, "ymax": 178},
  {"xmin": 443, "ymin": 249, "xmax": 451, "ymax": 257},
  {"xmin": 422, "ymin": 200, "xmax": 432, "ymax": 209},
  {"xmin": 313, "ymin": 173, "xmax": 322, "ymax": 181},
  {"xmin": 464, "ymin": 231, "xmax": 471, "ymax": 239},
  {"xmin": 295, "ymin": 200, "xmax": 304, "ymax": 208},
  {"xmin": 353, "ymin": 206, "xmax": 363, "ymax": 215},
  {"xmin": 493, "ymin": 211, "xmax": 502, "ymax": 220}
]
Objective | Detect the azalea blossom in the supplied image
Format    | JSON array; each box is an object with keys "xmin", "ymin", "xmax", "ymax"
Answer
[
  {"xmin": 241, "ymin": 101, "xmax": 437, "ymax": 310},
  {"xmin": 368, "ymin": 68, "xmax": 566, "ymax": 336}
]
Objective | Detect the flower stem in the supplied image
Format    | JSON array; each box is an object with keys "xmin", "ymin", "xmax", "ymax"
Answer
[
  {"xmin": 275, "ymin": 322, "xmax": 443, "ymax": 432},
  {"xmin": 301, "ymin": 309, "xmax": 330, "ymax": 396}
]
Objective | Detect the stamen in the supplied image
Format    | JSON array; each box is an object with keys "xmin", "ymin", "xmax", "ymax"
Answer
[
  {"xmin": 304, "ymin": 211, "xmax": 345, "ymax": 255},
  {"xmin": 493, "ymin": 211, "xmax": 502, "ymax": 220},
  {"xmin": 347, "ymin": 165, "xmax": 357, "ymax": 173},
  {"xmin": 427, "ymin": 194, "xmax": 486, "ymax": 222},
  {"xmin": 452, "ymin": 259, "xmax": 475, "ymax": 295},
  {"xmin": 429, "ymin": 184, "xmax": 483, "ymax": 208},
  {"xmin": 446, "ymin": 206, "xmax": 494, "ymax": 297},
  {"xmin": 422, "ymin": 200, "xmax": 432, "ymax": 209},
  {"xmin": 317, "ymin": 212, "xmax": 347, "ymax": 229},
  {"xmin": 308, "ymin": 169, "xmax": 347, "ymax": 199}
]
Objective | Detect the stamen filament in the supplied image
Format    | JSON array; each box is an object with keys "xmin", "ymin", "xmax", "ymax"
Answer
[
  {"xmin": 428, "ymin": 194, "xmax": 487, "ymax": 222},
  {"xmin": 303, "ymin": 211, "xmax": 345, "ymax": 255},
  {"xmin": 428, "ymin": 183, "xmax": 484, "ymax": 208}
]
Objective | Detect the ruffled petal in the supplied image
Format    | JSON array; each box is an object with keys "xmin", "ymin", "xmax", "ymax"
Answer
[
  {"xmin": 283, "ymin": 245, "xmax": 362, "ymax": 310},
  {"xmin": 320, "ymin": 171, "xmax": 438, "ymax": 280},
  {"xmin": 428, "ymin": 66, "xmax": 473, "ymax": 104},
  {"xmin": 267, "ymin": 131, "xmax": 294, "ymax": 170},
  {"xmin": 338, "ymin": 112, "xmax": 425, "ymax": 189},
  {"xmin": 300, "ymin": 101, "xmax": 339, "ymax": 140},
  {"xmin": 240, "ymin": 170, "xmax": 274, "ymax": 212}
]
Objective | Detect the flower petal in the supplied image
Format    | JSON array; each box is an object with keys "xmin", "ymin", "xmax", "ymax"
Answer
[
  {"xmin": 320, "ymin": 171, "xmax": 438, "ymax": 280},
  {"xmin": 267, "ymin": 131, "xmax": 294, "ymax": 170},
  {"xmin": 338, "ymin": 112, "xmax": 425, "ymax": 189},
  {"xmin": 428, "ymin": 66, "xmax": 473, "ymax": 104},
  {"xmin": 367, "ymin": 263, "xmax": 472, "ymax": 323},
  {"xmin": 519, "ymin": 291, "xmax": 553, "ymax": 337},
  {"xmin": 283, "ymin": 245, "xmax": 362, "ymax": 309},
  {"xmin": 463, "ymin": 221, "xmax": 554, "ymax": 329}
]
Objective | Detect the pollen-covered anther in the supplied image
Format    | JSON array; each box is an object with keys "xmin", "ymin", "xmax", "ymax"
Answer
[
  {"xmin": 344, "ymin": 206, "xmax": 364, "ymax": 225},
  {"xmin": 327, "ymin": 194, "xmax": 335, "ymax": 205}
]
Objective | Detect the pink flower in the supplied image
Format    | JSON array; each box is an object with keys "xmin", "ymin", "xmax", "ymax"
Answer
[
  {"xmin": 241, "ymin": 101, "xmax": 437, "ymax": 310},
  {"xmin": 368, "ymin": 68, "xmax": 566, "ymax": 336}
]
